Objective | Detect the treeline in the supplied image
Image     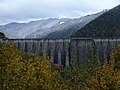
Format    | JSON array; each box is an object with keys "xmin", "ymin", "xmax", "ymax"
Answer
[{"xmin": 0, "ymin": 42, "xmax": 120, "ymax": 90}]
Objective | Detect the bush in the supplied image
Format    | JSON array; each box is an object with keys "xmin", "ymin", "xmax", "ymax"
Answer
[
  {"xmin": 0, "ymin": 42, "xmax": 60, "ymax": 90},
  {"xmin": 0, "ymin": 42, "xmax": 120, "ymax": 90},
  {"xmin": 58, "ymin": 44, "xmax": 120, "ymax": 90}
]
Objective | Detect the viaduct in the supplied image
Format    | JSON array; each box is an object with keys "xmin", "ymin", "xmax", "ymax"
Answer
[{"xmin": 1, "ymin": 38, "xmax": 120, "ymax": 67}]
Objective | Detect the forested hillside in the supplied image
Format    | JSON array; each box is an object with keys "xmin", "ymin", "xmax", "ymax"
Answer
[{"xmin": 72, "ymin": 5, "xmax": 120, "ymax": 38}]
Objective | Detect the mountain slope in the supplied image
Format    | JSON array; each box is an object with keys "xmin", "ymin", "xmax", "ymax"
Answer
[
  {"xmin": 0, "ymin": 11, "xmax": 105, "ymax": 39},
  {"xmin": 0, "ymin": 22, "xmax": 26, "ymax": 38},
  {"xmin": 25, "ymin": 18, "xmax": 71, "ymax": 38},
  {"xmin": 26, "ymin": 11, "xmax": 105, "ymax": 39},
  {"xmin": 72, "ymin": 5, "xmax": 120, "ymax": 38}
]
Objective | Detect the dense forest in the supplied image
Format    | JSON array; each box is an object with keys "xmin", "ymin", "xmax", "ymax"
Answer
[{"xmin": 72, "ymin": 5, "xmax": 120, "ymax": 38}]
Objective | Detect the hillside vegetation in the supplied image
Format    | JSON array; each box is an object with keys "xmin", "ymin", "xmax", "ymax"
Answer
[
  {"xmin": 72, "ymin": 5, "xmax": 120, "ymax": 38},
  {"xmin": 0, "ymin": 32, "xmax": 6, "ymax": 39},
  {"xmin": 0, "ymin": 41, "xmax": 120, "ymax": 90}
]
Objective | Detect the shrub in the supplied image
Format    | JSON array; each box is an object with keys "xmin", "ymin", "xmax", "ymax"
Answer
[
  {"xmin": 0, "ymin": 42, "xmax": 60, "ymax": 90},
  {"xmin": 0, "ymin": 41, "xmax": 120, "ymax": 90}
]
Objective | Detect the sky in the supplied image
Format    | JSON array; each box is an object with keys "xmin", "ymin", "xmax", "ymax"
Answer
[{"xmin": 0, "ymin": 0, "xmax": 120, "ymax": 25}]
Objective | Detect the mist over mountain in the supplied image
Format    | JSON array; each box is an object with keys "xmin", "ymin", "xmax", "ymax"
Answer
[
  {"xmin": 0, "ymin": 11, "xmax": 105, "ymax": 39},
  {"xmin": 72, "ymin": 4, "xmax": 120, "ymax": 38}
]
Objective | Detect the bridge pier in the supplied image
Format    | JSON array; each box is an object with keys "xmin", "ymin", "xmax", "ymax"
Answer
[{"xmin": 1, "ymin": 38, "xmax": 120, "ymax": 66}]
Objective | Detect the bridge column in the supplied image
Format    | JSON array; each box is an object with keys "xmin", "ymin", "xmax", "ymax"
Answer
[
  {"xmin": 18, "ymin": 40, "xmax": 25, "ymax": 51},
  {"xmin": 64, "ymin": 39, "xmax": 70, "ymax": 67},
  {"xmin": 57, "ymin": 40, "xmax": 64, "ymax": 65},
  {"xmin": 49, "ymin": 40, "xmax": 55, "ymax": 63}
]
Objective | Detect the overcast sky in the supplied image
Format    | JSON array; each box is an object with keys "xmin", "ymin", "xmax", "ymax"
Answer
[{"xmin": 0, "ymin": 0, "xmax": 120, "ymax": 25}]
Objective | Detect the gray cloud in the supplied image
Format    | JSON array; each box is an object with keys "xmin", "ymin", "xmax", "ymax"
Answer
[{"xmin": 0, "ymin": 0, "xmax": 119, "ymax": 24}]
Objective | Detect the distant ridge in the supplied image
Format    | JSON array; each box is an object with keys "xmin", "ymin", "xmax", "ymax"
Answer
[{"xmin": 0, "ymin": 11, "xmax": 105, "ymax": 39}]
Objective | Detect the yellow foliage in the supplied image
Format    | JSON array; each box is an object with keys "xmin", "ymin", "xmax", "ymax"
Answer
[
  {"xmin": 85, "ymin": 44, "xmax": 120, "ymax": 90},
  {"xmin": 86, "ymin": 64, "xmax": 120, "ymax": 90},
  {"xmin": 0, "ymin": 42, "xmax": 120, "ymax": 90},
  {"xmin": 0, "ymin": 42, "xmax": 60, "ymax": 90}
]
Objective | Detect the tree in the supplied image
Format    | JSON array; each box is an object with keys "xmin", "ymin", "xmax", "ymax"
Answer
[{"xmin": 0, "ymin": 42, "xmax": 60, "ymax": 90}]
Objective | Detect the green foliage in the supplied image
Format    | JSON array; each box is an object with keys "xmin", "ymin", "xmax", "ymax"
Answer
[
  {"xmin": 0, "ymin": 32, "xmax": 6, "ymax": 39},
  {"xmin": 111, "ymin": 44, "xmax": 120, "ymax": 70},
  {"xmin": 58, "ymin": 44, "xmax": 120, "ymax": 90},
  {"xmin": 72, "ymin": 5, "xmax": 120, "ymax": 38},
  {"xmin": 0, "ymin": 42, "xmax": 120, "ymax": 90},
  {"xmin": 0, "ymin": 42, "xmax": 60, "ymax": 90}
]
